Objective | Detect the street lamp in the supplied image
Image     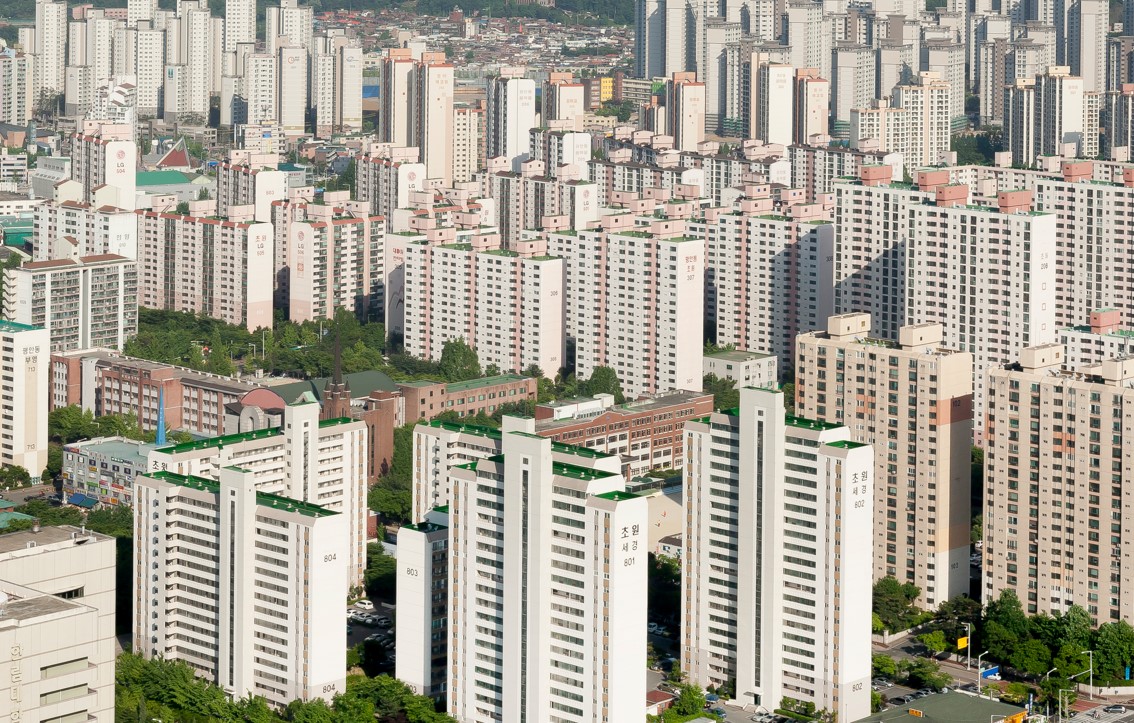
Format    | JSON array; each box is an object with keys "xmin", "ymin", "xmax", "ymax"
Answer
[
  {"xmin": 1044, "ymin": 667, "xmax": 1058, "ymax": 681},
  {"xmin": 1059, "ymin": 688, "xmax": 1076, "ymax": 723},
  {"xmin": 965, "ymin": 622, "xmax": 973, "ymax": 670},
  {"xmin": 1083, "ymin": 650, "xmax": 1094, "ymax": 700},
  {"xmin": 976, "ymin": 650, "xmax": 990, "ymax": 696}
]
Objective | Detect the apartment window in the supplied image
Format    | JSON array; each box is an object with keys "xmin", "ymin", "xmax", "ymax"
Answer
[
  {"xmin": 40, "ymin": 684, "xmax": 88, "ymax": 706},
  {"xmin": 41, "ymin": 713, "xmax": 89, "ymax": 723},
  {"xmin": 41, "ymin": 658, "xmax": 88, "ymax": 679}
]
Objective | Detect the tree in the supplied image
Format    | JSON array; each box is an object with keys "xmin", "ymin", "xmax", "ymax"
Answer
[
  {"xmin": 984, "ymin": 589, "xmax": 1028, "ymax": 660},
  {"xmin": 900, "ymin": 657, "xmax": 952, "ymax": 690},
  {"xmin": 1000, "ymin": 682, "xmax": 1033, "ymax": 704},
  {"xmin": 934, "ymin": 594, "xmax": 981, "ymax": 641},
  {"xmin": 175, "ymin": 201, "xmax": 190, "ymax": 214},
  {"xmin": 670, "ymin": 684, "xmax": 706, "ymax": 715},
  {"xmin": 1010, "ymin": 638, "xmax": 1053, "ymax": 677},
  {"xmin": 1093, "ymin": 620, "xmax": 1134, "ymax": 681},
  {"xmin": 703, "ymin": 373, "xmax": 739, "ymax": 411},
  {"xmin": 580, "ymin": 366, "xmax": 625, "ymax": 404},
  {"xmin": 363, "ymin": 542, "xmax": 397, "ymax": 602},
  {"xmin": 48, "ymin": 405, "xmax": 97, "ymax": 443},
  {"xmin": 918, "ymin": 630, "xmax": 948, "ymax": 656},
  {"xmin": 439, "ymin": 338, "xmax": 481, "ymax": 382},
  {"xmin": 870, "ymin": 690, "xmax": 883, "ymax": 713},
  {"xmin": 649, "ymin": 553, "xmax": 681, "ymax": 624},
  {"xmin": 873, "ymin": 576, "xmax": 922, "ymax": 632},
  {"xmin": 872, "ymin": 653, "xmax": 898, "ymax": 679},
  {"xmin": 197, "ymin": 187, "xmax": 210, "ymax": 200},
  {"xmin": 872, "ymin": 612, "xmax": 885, "ymax": 634}
]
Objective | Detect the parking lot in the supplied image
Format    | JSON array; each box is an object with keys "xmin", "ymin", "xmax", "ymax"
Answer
[{"xmin": 346, "ymin": 602, "xmax": 396, "ymax": 669}]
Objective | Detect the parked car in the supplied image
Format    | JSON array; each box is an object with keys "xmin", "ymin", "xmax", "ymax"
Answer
[
  {"xmin": 1103, "ymin": 706, "xmax": 1127, "ymax": 714},
  {"xmin": 890, "ymin": 696, "xmax": 909, "ymax": 706},
  {"xmin": 355, "ymin": 599, "xmax": 375, "ymax": 610},
  {"xmin": 376, "ymin": 617, "xmax": 392, "ymax": 628},
  {"xmin": 648, "ymin": 622, "xmax": 659, "ymax": 633},
  {"xmin": 709, "ymin": 708, "xmax": 726, "ymax": 717}
]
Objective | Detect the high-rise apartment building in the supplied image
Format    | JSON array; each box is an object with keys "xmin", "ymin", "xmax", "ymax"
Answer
[
  {"xmin": 0, "ymin": 322, "xmax": 49, "ymax": 479},
  {"xmin": 668, "ymin": 72, "xmax": 706, "ymax": 151},
  {"xmin": 548, "ymin": 211, "xmax": 704, "ymax": 399},
  {"xmin": 395, "ymin": 508, "xmax": 449, "ymax": 701},
  {"xmin": 402, "ymin": 233, "xmax": 565, "ymax": 376},
  {"xmin": 0, "ymin": 50, "xmax": 33, "ymax": 126},
  {"xmin": 333, "ymin": 44, "xmax": 362, "ymax": 134},
  {"xmin": 266, "ymin": 0, "xmax": 314, "ymax": 55},
  {"xmin": 796, "ymin": 314, "xmax": 974, "ymax": 608},
  {"xmin": 33, "ymin": 201, "xmax": 138, "ymax": 261},
  {"xmin": 71, "ymin": 122, "xmax": 137, "ymax": 210},
  {"xmin": 682, "ymin": 386, "xmax": 872, "ymax": 722},
  {"xmin": 0, "ymin": 525, "xmax": 117, "ymax": 723},
  {"xmin": 216, "ymin": 154, "xmax": 288, "ymax": 223},
  {"xmin": 705, "ymin": 189, "xmax": 834, "ymax": 368},
  {"xmin": 287, "ymin": 198, "xmax": 386, "ymax": 323},
  {"xmin": 3, "ymin": 255, "xmax": 138, "ymax": 353},
  {"xmin": 486, "ymin": 69, "xmax": 536, "ymax": 171},
  {"xmin": 412, "ymin": 54, "xmax": 455, "ymax": 185},
  {"xmin": 891, "ymin": 71, "xmax": 952, "ymax": 168},
  {"xmin": 277, "ymin": 46, "xmax": 308, "ymax": 136},
  {"xmin": 136, "ymin": 204, "xmax": 274, "ymax": 332},
  {"xmin": 133, "ymin": 466, "xmax": 348, "ymax": 706},
  {"xmin": 356, "ymin": 146, "xmax": 427, "ymax": 221},
  {"xmin": 34, "ymin": 0, "xmax": 68, "ymax": 100},
  {"xmin": 1005, "ymin": 66, "xmax": 1100, "ymax": 166},
  {"xmin": 834, "ymin": 167, "xmax": 1058, "ymax": 427},
  {"xmin": 147, "ymin": 401, "xmax": 368, "ymax": 587},
  {"xmin": 445, "ymin": 418, "xmax": 648, "ymax": 722},
  {"xmin": 452, "ymin": 105, "xmax": 484, "ymax": 183},
  {"xmin": 225, "ymin": 0, "xmax": 255, "ymax": 52},
  {"xmin": 984, "ymin": 344, "xmax": 1134, "ymax": 623}
]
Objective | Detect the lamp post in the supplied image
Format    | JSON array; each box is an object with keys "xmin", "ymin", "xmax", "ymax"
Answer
[
  {"xmin": 1059, "ymin": 688, "xmax": 1076, "ymax": 723},
  {"xmin": 1043, "ymin": 667, "xmax": 1058, "ymax": 718},
  {"xmin": 965, "ymin": 622, "xmax": 973, "ymax": 670},
  {"xmin": 976, "ymin": 650, "xmax": 990, "ymax": 696},
  {"xmin": 1083, "ymin": 650, "xmax": 1094, "ymax": 700}
]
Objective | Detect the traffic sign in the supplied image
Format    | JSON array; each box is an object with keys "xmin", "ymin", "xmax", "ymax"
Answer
[{"xmin": 981, "ymin": 665, "xmax": 1000, "ymax": 678}]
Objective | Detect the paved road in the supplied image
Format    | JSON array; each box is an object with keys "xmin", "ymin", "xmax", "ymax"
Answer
[{"xmin": 2, "ymin": 483, "xmax": 58, "ymax": 504}]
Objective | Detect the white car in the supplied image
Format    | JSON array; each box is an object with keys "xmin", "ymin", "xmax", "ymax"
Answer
[
  {"xmin": 648, "ymin": 622, "xmax": 659, "ymax": 633},
  {"xmin": 355, "ymin": 599, "xmax": 375, "ymax": 611}
]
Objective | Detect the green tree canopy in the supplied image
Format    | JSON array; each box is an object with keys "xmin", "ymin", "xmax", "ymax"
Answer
[
  {"xmin": 438, "ymin": 338, "xmax": 481, "ymax": 382},
  {"xmin": 580, "ymin": 366, "xmax": 625, "ymax": 404}
]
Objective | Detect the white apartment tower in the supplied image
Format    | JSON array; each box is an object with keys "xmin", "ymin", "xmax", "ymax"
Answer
[
  {"xmin": 133, "ymin": 466, "xmax": 348, "ymax": 706},
  {"xmin": 402, "ymin": 234, "xmax": 565, "ymax": 376},
  {"xmin": 277, "ymin": 46, "xmax": 308, "ymax": 136},
  {"xmin": 34, "ymin": 0, "xmax": 68, "ymax": 100},
  {"xmin": 446, "ymin": 419, "xmax": 648, "ymax": 723},
  {"xmin": 334, "ymin": 45, "xmax": 362, "ymax": 134},
  {"xmin": 0, "ymin": 526, "xmax": 117, "ymax": 723},
  {"xmin": 412, "ymin": 54, "xmax": 455, "ymax": 185},
  {"xmin": 796, "ymin": 315, "xmax": 974, "ymax": 608},
  {"xmin": 225, "ymin": 0, "xmax": 256, "ymax": 52},
  {"xmin": 3, "ymin": 255, "xmax": 138, "ymax": 353},
  {"xmin": 682, "ymin": 386, "xmax": 872, "ymax": 722},
  {"xmin": 0, "ymin": 322, "xmax": 49, "ymax": 479},
  {"xmin": 146, "ymin": 402, "xmax": 368, "ymax": 588},
  {"xmin": 891, "ymin": 71, "xmax": 952, "ymax": 168},
  {"xmin": 548, "ymin": 213, "xmax": 704, "ymax": 398},
  {"xmin": 486, "ymin": 70, "xmax": 536, "ymax": 172},
  {"xmin": 266, "ymin": 0, "xmax": 314, "ymax": 55}
]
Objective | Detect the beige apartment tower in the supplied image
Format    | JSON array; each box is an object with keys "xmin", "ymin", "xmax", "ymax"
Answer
[
  {"xmin": 984, "ymin": 344, "xmax": 1134, "ymax": 623},
  {"xmin": 796, "ymin": 314, "xmax": 974, "ymax": 608}
]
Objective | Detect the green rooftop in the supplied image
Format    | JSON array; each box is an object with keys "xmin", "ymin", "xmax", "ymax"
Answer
[
  {"xmin": 594, "ymin": 490, "xmax": 640, "ymax": 502},
  {"xmin": 424, "ymin": 420, "xmax": 503, "ymax": 440},
  {"xmin": 146, "ymin": 470, "xmax": 338, "ymax": 518},
  {"xmin": 434, "ymin": 505, "xmax": 449, "ymax": 514},
  {"xmin": 0, "ymin": 320, "xmax": 42, "ymax": 334},
  {"xmin": 156, "ymin": 426, "xmax": 282, "ymax": 454},
  {"xmin": 826, "ymin": 440, "xmax": 869, "ymax": 449},
  {"xmin": 319, "ymin": 417, "xmax": 355, "ymax": 429},
  {"xmin": 445, "ymin": 374, "xmax": 529, "ymax": 394},
  {"xmin": 785, "ymin": 414, "xmax": 841, "ymax": 431},
  {"xmin": 136, "ymin": 170, "xmax": 192, "ymax": 186},
  {"xmin": 482, "ymin": 248, "xmax": 519, "ymax": 257},
  {"xmin": 857, "ymin": 692, "xmax": 1022, "ymax": 722},
  {"xmin": 403, "ymin": 520, "xmax": 447, "ymax": 532},
  {"xmin": 553, "ymin": 461, "xmax": 617, "ymax": 481}
]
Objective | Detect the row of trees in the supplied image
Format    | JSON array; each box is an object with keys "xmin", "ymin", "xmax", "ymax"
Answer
[{"xmin": 116, "ymin": 653, "xmax": 452, "ymax": 723}]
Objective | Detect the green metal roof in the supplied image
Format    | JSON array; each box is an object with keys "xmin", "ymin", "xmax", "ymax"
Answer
[
  {"xmin": 594, "ymin": 490, "xmax": 639, "ymax": 502},
  {"xmin": 784, "ymin": 414, "xmax": 840, "ymax": 431},
  {"xmin": 156, "ymin": 426, "xmax": 283, "ymax": 454},
  {"xmin": 445, "ymin": 374, "xmax": 529, "ymax": 393},
  {"xmin": 0, "ymin": 320, "xmax": 42, "ymax": 334},
  {"xmin": 826, "ymin": 440, "xmax": 868, "ymax": 449},
  {"xmin": 136, "ymin": 170, "xmax": 192, "ymax": 186},
  {"xmin": 271, "ymin": 369, "xmax": 398, "ymax": 405},
  {"xmin": 146, "ymin": 470, "xmax": 338, "ymax": 518}
]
